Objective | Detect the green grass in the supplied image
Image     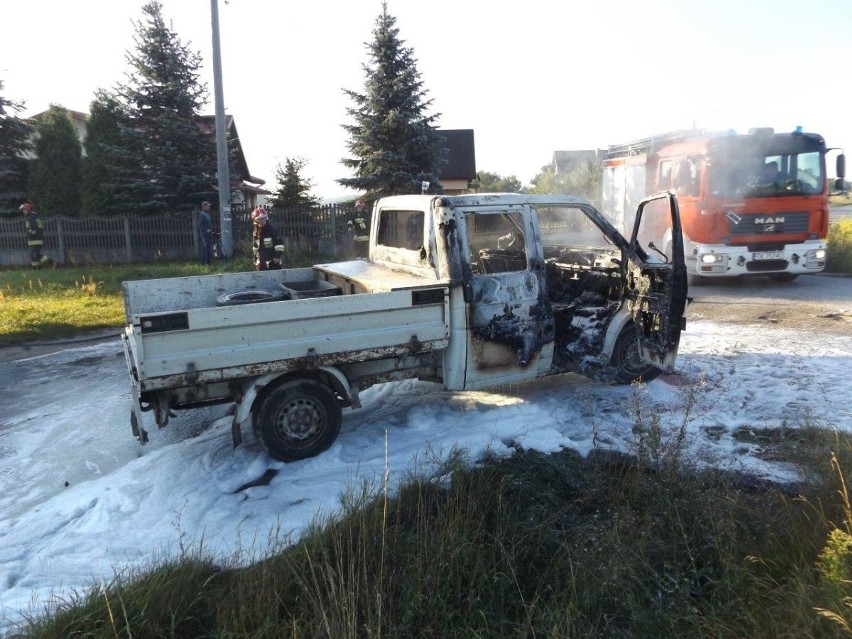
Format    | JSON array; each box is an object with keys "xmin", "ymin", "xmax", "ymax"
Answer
[
  {"xmin": 0, "ymin": 253, "xmax": 320, "ymax": 345},
  {"xmin": 828, "ymin": 219, "xmax": 852, "ymax": 275},
  {"xmin": 15, "ymin": 395, "xmax": 852, "ymax": 638}
]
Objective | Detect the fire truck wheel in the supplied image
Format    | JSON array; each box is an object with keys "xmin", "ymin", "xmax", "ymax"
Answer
[
  {"xmin": 611, "ymin": 324, "xmax": 661, "ymax": 385},
  {"xmin": 253, "ymin": 379, "xmax": 342, "ymax": 462}
]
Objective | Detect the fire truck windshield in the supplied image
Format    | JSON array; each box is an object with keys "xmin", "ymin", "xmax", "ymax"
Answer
[{"xmin": 707, "ymin": 149, "xmax": 824, "ymax": 199}]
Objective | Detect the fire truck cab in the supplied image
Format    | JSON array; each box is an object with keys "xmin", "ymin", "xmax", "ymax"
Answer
[{"xmin": 602, "ymin": 127, "xmax": 845, "ymax": 282}]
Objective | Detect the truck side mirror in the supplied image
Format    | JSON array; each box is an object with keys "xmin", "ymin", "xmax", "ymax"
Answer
[{"xmin": 837, "ymin": 153, "xmax": 846, "ymax": 180}]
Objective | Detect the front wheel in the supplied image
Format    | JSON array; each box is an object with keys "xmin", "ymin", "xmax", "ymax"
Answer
[
  {"xmin": 610, "ymin": 324, "xmax": 661, "ymax": 385},
  {"xmin": 253, "ymin": 379, "xmax": 342, "ymax": 461}
]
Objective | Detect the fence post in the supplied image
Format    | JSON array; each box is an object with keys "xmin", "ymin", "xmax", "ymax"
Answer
[
  {"xmin": 56, "ymin": 217, "xmax": 66, "ymax": 265},
  {"xmin": 124, "ymin": 216, "xmax": 132, "ymax": 263},
  {"xmin": 329, "ymin": 204, "xmax": 338, "ymax": 256}
]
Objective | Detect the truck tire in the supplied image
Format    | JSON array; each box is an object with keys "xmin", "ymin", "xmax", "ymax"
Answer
[
  {"xmin": 216, "ymin": 289, "xmax": 287, "ymax": 306},
  {"xmin": 253, "ymin": 379, "xmax": 342, "ymax": 461},
  {"xmin": 610, "ymin": 323, "xmax": 661, "ymax": 385}
]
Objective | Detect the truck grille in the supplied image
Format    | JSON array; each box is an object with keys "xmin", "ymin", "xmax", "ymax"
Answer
[
  {"xmin": 745, "ymin": 260, "xmax": 787, "ymax": 272},
  {"xmin": 728, "ymin": 211, "xmax": 809, "ymax": 237}
]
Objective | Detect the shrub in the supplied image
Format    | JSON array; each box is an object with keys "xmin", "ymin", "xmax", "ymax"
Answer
[{"xmin": 827, "ymin": 219, "xmax": 852, "ymax": 275}]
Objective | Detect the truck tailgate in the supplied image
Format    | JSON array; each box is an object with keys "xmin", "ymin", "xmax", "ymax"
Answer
[{"xmin": 126, "ymin": 287, "xmax": 449, "ymax": 390}]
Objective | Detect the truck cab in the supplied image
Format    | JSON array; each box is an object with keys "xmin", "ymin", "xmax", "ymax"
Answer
[{"xmin": 322, "ymin": 192, "xmax": 688, "ymax": 388}]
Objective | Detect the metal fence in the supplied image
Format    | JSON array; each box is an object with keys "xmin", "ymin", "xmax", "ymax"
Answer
[{"xmin": 0, "ymin": 202, "xmax": 362, "ymax": 267}]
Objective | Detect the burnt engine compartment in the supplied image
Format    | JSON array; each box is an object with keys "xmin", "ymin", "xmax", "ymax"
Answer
[{"xmin": 543, "ymin": 246, "xmax": 624, "ymax": 369}]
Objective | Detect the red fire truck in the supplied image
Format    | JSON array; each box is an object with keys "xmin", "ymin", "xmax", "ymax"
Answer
[{"xmin": 602, "ymin": 127, "xmax": 845, "ymax": 282}]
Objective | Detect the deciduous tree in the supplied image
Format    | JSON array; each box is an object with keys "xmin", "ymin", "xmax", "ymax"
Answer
[{"xmin": 476, "ymin": 171, "xmax": 524, "ymax": 194}]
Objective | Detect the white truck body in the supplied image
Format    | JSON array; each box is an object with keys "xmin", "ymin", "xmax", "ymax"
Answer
[{"xmin": 122, "ymin": 193, "xmax": 688, "ymax": 461}]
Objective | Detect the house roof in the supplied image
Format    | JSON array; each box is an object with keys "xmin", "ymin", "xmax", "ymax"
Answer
[
  {"xmin": 438, "ymin": 129, "xmax": 476, "ymax": 180},
  {"xmin": 197, "ymin": 114, "xmax": 264, "ymax": 186},
  {"xmin": 28, "ymin": 108, "xmax": 89, "ymax": 124}
]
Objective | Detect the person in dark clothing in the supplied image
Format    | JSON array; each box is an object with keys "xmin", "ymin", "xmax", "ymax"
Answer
[
  {"xmin": 251, "ymin": 207, "xmax": 285, "ymax": 270},
  {"xmin": 20, "ymin": 202, "xmax": 53, "ymax": 267},
  {"xmin": 352, "ymin": 198, "xmax": 370, "ymax": 258},
  {"xmin": 198, "ymin": 201, "xmax": 214, "ymax": 265}
]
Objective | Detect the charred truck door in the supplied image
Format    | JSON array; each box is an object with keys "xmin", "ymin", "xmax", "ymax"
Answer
[
  {"xmin": 627, "ymin": 191, "xmax": 689, "ymax": 369},
  {"xmin": 460, "ymin": 204, "xmax": 555, "ymax": 388}
]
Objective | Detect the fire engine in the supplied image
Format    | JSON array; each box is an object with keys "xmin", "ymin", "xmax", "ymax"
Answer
[{"xmin": 602, "ymin": 127, "xmax": 845, "ymax": 282}]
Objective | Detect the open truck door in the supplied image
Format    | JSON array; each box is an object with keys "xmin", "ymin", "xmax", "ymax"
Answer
[{"xmin": 626, "ymin": 191, "xmax": 689, "ymax": 371}]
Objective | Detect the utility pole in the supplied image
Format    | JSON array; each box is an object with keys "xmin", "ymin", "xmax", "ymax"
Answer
[{"xmin": 210, "ymin": 0, "xmax": 233, "ymax": 257}]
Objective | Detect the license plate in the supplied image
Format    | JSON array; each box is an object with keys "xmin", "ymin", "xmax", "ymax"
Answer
[{"xmin": 753, "ymin": 251, "xmax": 784, "ymax": 261}]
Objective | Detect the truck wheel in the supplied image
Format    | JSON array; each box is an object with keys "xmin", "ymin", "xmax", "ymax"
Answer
[
  {"xmin": 611, "ymin": 324, "xmax": 661, "ymax": 385},
  {"xmin": 253, "ymin": 380, "xmax": 342, "ymax": 461}
]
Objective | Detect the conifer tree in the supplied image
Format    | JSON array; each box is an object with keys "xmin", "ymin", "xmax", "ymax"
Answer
[
  {"xmin": 270, "ymin": 157, "xmax": 320, "ymax": 209},
  {"xmin": 339, "ymin": 2, "xmax": 447, "ymax": 197},
  {"xmin": 114, "ymin": 1, "xmax": 215, "ymax": 215},
  {"xmin": 80, "ymin": 90, "xmax": 129, "ymax": 216},
  {"xmin": 0, "ymin": 82, "xmax": 33, "ymax": 216},
  {"xmin": 28, "ymin": 105, "xmax": 82, "ymax": 216}
]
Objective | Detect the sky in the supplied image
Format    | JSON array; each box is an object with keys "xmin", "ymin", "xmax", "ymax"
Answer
[
  {"xmin": 2, "ymin": 0, "xmax": 851, "ymax": 199},
  {"xmin": 1, "ymin": 315, "xmax": 851, "ymax": 633}
]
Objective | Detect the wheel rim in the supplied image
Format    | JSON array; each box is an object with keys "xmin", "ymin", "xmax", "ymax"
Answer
[
  {"xmin": 615, "ymin": 331, "xmax": 646, "ymax": 378},
  {"xmin": 271, "ymin": 394, "xmax": 327, "ymax": 446}
]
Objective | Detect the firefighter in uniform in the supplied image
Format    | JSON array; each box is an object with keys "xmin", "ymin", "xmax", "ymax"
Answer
[
  {"xmin": 352, "ymin": 198, "xmax": 370, "ymax": 258},
  {"xmin": 20, "ymin": 202, "xmax": 52, "ymax": 267},
  {"xmin": 251, "ymin": 207, "xmax": 285, "ymax": 270}
]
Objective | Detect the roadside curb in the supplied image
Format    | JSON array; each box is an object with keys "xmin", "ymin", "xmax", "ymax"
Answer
[
  {"xmin": 15, "ymin": 327, "xmax": 123, "ymax": 348},
  {"xmin": 0, "ymin": 328, "xmax": 123, "ymax": 364}
]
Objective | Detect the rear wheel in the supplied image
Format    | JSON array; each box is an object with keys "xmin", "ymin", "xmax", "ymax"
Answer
[
  {"xmin": 610, "ymin": 323, "xmax": 661, "ymax": 385},
  {"xmin": 253, "ymin": 379, "xmax": 342, "ymax": 461}
]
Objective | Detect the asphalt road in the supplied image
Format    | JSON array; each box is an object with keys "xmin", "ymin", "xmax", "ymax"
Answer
[
  {"xmin": 831, "ymin": 203, "xmax": 852, "ymax": 223},
  {"xmin": 686, "ymin": 272, "xmax": 852, "ymax": 336}
]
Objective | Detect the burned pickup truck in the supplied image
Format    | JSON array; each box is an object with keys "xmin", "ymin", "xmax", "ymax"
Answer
[{"xmin": 122, "ymin": 192, "xmax": 688, "ymax": 461}]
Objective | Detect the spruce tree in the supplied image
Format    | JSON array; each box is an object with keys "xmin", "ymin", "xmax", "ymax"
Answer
[
  {"xmin": 0, "ymin": 82, "xmax": 33, "ymax": 216},
  {"xmin": 28, "ymin": 105, "xmax": 82, "ymax": 216},
  {"xmin": 339, "ymin": 2, "xmax": 447, "ymax": 197},
  {"xmin": 80, "ymin": 90, "xmax": 129, "ymax": 217},
  {"xmin": 270, "ymin": 157, "xmax": 320, "ymax": 209},
  {"xmin": 114, "ymin": 1, "xmax": 215, "ymax": 215}
]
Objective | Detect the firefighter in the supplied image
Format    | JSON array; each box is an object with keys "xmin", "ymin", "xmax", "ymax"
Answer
[
  {"xmin": 20, "ymin": 202, "xmax": 53, "ymax": 267},
  {"xmin": 251, "ymin": 207, "xmax": 285, "ymax": 270},
  {"xmin": 352, "ymin": 198, "xmax": 370, "ymax": 258}
]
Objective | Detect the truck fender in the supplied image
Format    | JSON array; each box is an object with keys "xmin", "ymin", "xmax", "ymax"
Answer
[
  {"xmin": 599, "ymin": 309, "xmax": 633, "ymax": 363},
  {"xmin": 230, "ymin": 367, "xmax": 356, "ymax": 449}
]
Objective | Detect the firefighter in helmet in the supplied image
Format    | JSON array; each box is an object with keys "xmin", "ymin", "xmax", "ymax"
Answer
[
  {"xmin": 352, "ymin": 198, "xmax": 370, "ymax": 258},
  {"xmin": 251, "ymin": 207, "xmax": 285, "ymax": 270},
  {"xmin": 20, "ymin": 202, "xmax": 53, "ymax": 267}
]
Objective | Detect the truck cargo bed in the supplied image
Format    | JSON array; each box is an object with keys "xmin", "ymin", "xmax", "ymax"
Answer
[{"xmin": 123, "ymin": 268, "xmax": 449, "ymax": 392}]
